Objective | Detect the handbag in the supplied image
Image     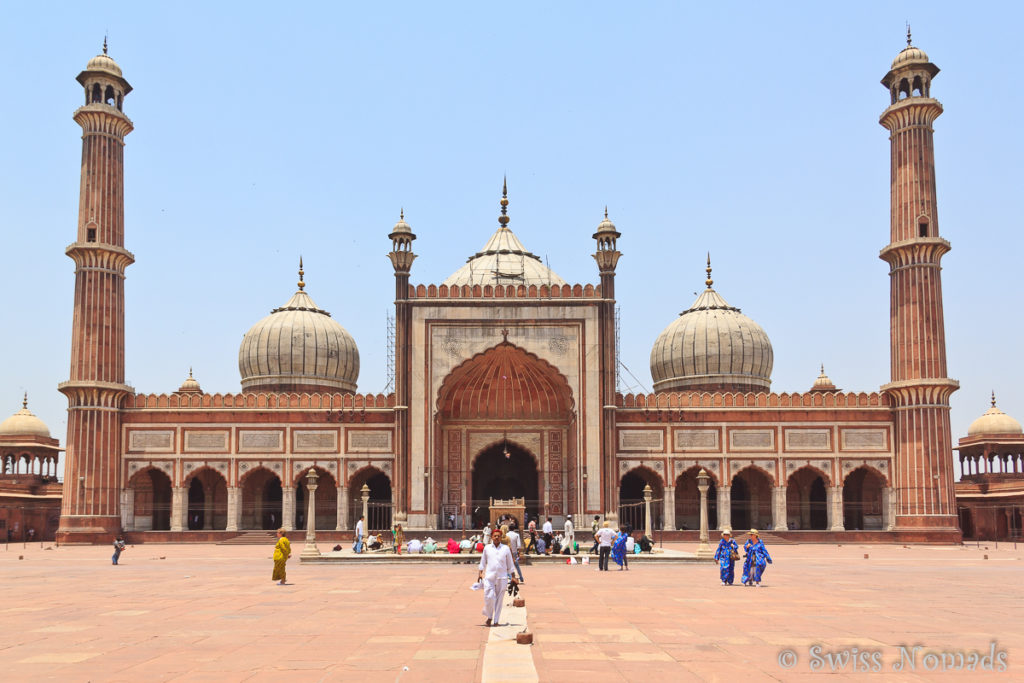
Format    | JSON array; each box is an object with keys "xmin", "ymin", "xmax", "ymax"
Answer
[{"xmin": 729, "ymin": 550, "xmax": 740, "ymax": 562}]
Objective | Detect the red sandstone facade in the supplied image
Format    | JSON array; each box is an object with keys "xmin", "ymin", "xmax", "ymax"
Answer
[{"xmin": 57, "ymin": 40, "xmax": 965, "ymax": 542}]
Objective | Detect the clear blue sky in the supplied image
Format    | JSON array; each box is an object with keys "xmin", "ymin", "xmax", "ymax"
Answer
[{"xmin": 2, "ymin": 2, "xmax": 1021, "ymax": 480}]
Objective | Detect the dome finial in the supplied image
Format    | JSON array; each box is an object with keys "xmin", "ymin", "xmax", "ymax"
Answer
[
  {"xmin": 992, "ymin": 390, "xmax": 997, "ymax": 407},
  {"xmin": 705, "ymin": 253, "xmax": 713, "ymax": 288},
  {"xmin": 297, "ymin": 256, "xmax": 305, "ymax": 291},
  {"xmin": 498, "ymin": 176, "xmax": 510, "ymax": 228},
  {"xmin": 103, "ymin": 34, "xmax": 108, "ymax": 55},
  {"xmin": 821, "ymin": 363, "xmax": 825, "ymax": 374},
  {"xmin": 604, "ymin": 206, "xmax": 609, "ymax": 219},
  {"xmin": 906, "ymin": 22, "xmax": 912, "ymax": 47},
  {"xmin": 22, "ymin": 392, "xmax": 27, "ymax": 409},
  {"xmin": 188, "ymin": 367, "xmax": 194, "ymax": 379},
  {"xmin": 400, "ymin": 207, "xmax": 404, "ymax": 220}
]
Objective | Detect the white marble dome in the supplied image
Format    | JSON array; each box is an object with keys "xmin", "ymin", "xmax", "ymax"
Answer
[
  {"xmin": 0, "ymin": 397, "xmax": 51, "ymax": 438},
  {"xmin": 968, "ymin": 396, "xmax": 1023, "ymax": 437},
  {"xmin": 238, "ymin": 275, "xmax": 359, "ymax": 394},
  {"xmin": 650, "ymin": 271, "xmax": 773, "ymax": 394}
]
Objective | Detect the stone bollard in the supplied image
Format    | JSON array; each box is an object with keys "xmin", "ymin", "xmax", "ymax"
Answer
[{"xmin": 516, "ymin": 631, "xmax": 533, "ymax": 645}]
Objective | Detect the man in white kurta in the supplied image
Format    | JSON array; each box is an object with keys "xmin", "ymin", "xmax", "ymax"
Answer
[
  {"xmin": 564, "ymin": 515, "xmax": 575, "ymax": 554},
  {"xmin": 477, "ymin": 529, "xmax": 517, "ymax": 626}
]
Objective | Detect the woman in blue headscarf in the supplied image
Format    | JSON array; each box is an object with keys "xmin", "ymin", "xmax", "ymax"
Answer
[
  {"xmin": 611, "ymin": 527, "xmax": 629, "ymax": 571},
  {"xmin": 713, "ymin": 529, "xmax": 738, "ymax": 585}
]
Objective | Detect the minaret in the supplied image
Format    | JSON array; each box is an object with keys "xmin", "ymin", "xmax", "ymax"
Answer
[
  {"xmin": 57, "ymin": 42, "xmax": 135, "ymax": 542},
  {"xmin": 388, "ymin": 209, "xmax": 416, "ymax": 522},
  {"xmin": 878, "ymin": 31, "xmax": 960, "ymax": 535},
  {"xmin": 593, "ymin": 208, "xmax": 621, "ymax": 519}
]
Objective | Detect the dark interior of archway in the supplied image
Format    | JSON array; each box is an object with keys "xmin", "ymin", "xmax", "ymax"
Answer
[
  {"xmin": 472, "ymin": 442, "xmax": 538, "ymax": 525},
  {"xmin": 149, "ymin": 469, "xmax": 172, "ymax": 531},
  {"xmin": 367, "ymin": 472, "xmax": 392, "ymax": 501},
  {"xmin": 262, "ymin": 477, "xmax": 282, "ymax": 529},
  {"xmin": 809, "ymin": 477, "xmax": 827, "ymax": 529},
  {"xmin": 731, "ymin": 469, "xmax": 772, "ymax": 531},
  {"xmin": 187, "ymin": 478, "xmax": 205, "ymax": 530}
]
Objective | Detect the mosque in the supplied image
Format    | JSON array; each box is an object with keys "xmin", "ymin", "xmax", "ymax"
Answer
[{"xmin": 2, "ymin": 37, "xmax": 1022, "ymax": 544}]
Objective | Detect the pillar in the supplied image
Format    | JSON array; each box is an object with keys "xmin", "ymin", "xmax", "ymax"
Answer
[
  {"xmin": 302, "ymin": 470, "xmax": 321, "ymax": 558},
  {"xmin": 337, "ymin": 480, "xmax": 348, "ymax": 531},
  {"xmin": 882, "ymin": 486, "xmax": 895, "ymax": 531},
  {"xmin": 662, "ymin": 485, "xmax": 676, "ymax": 531},
  {"xmin": 717, "ymin": 485, "xmax": 731, "ymax": 531},
  {"xmin": 170, "ymin": 486, "xmax": 186, "ymax": 532},
  {"xmin": 773, "ymin": 485, "xmax": 787, "ymax": 531},
  {"xmin": 282, "ymin": 486, "xmax": 296, "ymax": 532},
  {"xmin": 120, "ymin": 488, "xmax": 134, "ymax": 531},
  {"xmin": 203, "ymin": 484, "xmax": 214, "ymax": 530},
  {"xmin": 829, "ymin": 485, "xmax": 845, "ymax": 531},
  {"xmin": 226, "ymin": 486, "xmax": 241, "ymax": 531}
]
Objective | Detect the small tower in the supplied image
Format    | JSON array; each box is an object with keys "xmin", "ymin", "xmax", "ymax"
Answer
[
  {"xmin": 387, "ymin": 210, "xmax": 416, "ymax": 522},
  {"xmin": 878, "ymin": 31, "xmax": 960, "ymax": 535},
  {"xmin": 57, "ymin": 42, "xmax": 136, "ymax": 542},
  {"xmin": 592, "ymin": 208, "xmax": 622, "ymax": 520}
]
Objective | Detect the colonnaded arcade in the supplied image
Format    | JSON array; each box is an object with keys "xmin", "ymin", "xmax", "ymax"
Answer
[{"xmin": 43, "ymin": 37, "xmax": 980, "ymax": 543}]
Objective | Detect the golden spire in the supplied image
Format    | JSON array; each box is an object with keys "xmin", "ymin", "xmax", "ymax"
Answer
[
  {"xmin": 604, "ymin": 206, "xmax": 609, "ymax": 219},
  {"xmin": 188, "ymin": 367, "xmax": 194, "ymax": 379},
  {"xmin": 992, "ymin": 390, "xmax": 997, "ymax": 408},
  {"xmin": 705, "ymin": 253, "xmax": 713, "ymax": 288},
  {"xmin": 22, "ymin": 392, "xmax": 27, "ymax": 409},
  {"xmin": 498, "ymin": 176, "xmax": 510, "ymax": 228},
  {"xmin": 400, "ymin": 208, "xmax": 404, "ymax": 220},
  {"xmin": 298, "ymin": 256, "xmax": 305, "ymax": 291},
  {"xmin": 821, "ymin": 363, "xmax": 825, "ymax": 374}
]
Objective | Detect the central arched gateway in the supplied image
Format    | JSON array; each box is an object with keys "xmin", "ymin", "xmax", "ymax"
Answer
[{"xmin": 435, "ymin": 340, "xmax": 576, "ymax": 528}]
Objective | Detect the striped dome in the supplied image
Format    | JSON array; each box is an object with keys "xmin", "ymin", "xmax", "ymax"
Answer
[
  {"xmin": 650, "ymin": 284, "xmax": 773, "ymax": 394},
  {"xmin": 238, "ymin": 286, "xmax": 359, "ymax": 394}
]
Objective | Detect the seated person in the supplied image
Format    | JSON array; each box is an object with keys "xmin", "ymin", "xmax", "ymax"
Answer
[
  {"xmin": 550, "ymin": 534, "xmax": 562, "ymax": 555},
  {"xmin": 625, "ymin": 534, "xmax": 636, "ymax": 554},
  {"xmin": 367, "ymin": 534, "xmax": 383, "ymax": 551},
  {"xmin": 638, "ymin": 534, "xmax": 653, "ymax": 552},
  {"xmin": 459, "ymin": 537, "xmax": 474, "ymax": 552},
  {"xmin": 423, "ymin": 537, "xmax": 437, "ymax": 553},
  {"xmin": 407, "ymin": 538, "xmax": 423, "ymax": 553},
  {"xmin": 535, "ymin": 536, "xmax": 546, "ymax": 555},
  {"xmin": 447, "ymin": 538, "xmax": 461, "ymax": 554}
]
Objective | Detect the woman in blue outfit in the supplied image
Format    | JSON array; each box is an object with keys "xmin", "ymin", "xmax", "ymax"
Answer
[
  {"xmin": 713, "ymin": 529, "xmax": 738, "ymax": 585},
  {"xmin": 741, "ymin": 529, "xmax": 772, "ymax": 586},
  {"xmin": 611, "ymin": 527, "xmax": 629, "ymax": 570}
]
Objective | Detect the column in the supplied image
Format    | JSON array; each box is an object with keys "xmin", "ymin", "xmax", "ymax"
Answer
[
  {"xmin": 282, "ymin": 486, "xmax": 296, "ymax": 531},
  {"xmin": 337, "ymin": 480, "xmax": 348, "ymax": 531},
  {"xmin": 662, "ymin": 485, "xmax": 676, "ymax": 531},
  {"xmin": 170, "ymin": 486, "xmax": 186, "ymax": 532},
  {"xmin": 717, "ymin": 485, "xmax": 731, "ymax": 531},
  {"xmin": 120, "ymin": 488, "xmax": 134, "ymax": 531},
  {"xmin": 830, "ymin": 485, "xmax": 845, "ymax": 531},
  {"xmin": 773, "ymin": 485, "xmax": 787, "ymax": 531},
  {"xmin": 226, "ymin": 486, "xmax": 241, "ymax": 531},
  {"xmin": 882, "ymin": 486, "xmax": 895, "ymax": 531},
  {"xmin": 203, "ymin": 484, "xmax": 214, "ymax": 530}
]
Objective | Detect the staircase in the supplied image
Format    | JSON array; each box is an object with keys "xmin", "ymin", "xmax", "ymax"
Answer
[{"xmin": 217, "ymin": 531, "xmax": 276, "ymax": 545}]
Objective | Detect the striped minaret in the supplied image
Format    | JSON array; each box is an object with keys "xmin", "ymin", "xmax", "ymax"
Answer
[
  {"xmin": 57, "ymin": 41, "xmax": 135, "ymax": 542},
  {"xmin": 879, "ymin": 31, "xmax": 960, "ymax": 535}
]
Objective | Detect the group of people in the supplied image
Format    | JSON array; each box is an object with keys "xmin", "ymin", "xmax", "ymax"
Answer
[{"xmin": 713, "ymin": 528, "xmax": 773, "ymax": 586}]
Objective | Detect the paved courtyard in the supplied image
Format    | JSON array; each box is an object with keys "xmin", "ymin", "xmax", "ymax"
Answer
[{"xmin": 1, "ymin": 540, "xmax": 1020, "ymax": 681}]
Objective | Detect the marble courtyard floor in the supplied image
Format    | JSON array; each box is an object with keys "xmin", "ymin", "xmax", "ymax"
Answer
[{"xmin": 1, "ymin": 541, "xmax": 1021, "ymax": 681}]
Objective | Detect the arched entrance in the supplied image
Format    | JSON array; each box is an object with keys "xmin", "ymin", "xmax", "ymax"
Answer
[
  {"xmin": 675, "ymin": 467, "xmax": 717, "ymax": 531},
  {"xmin": 436, "ymin": 340, "xmax": 576, "ymax": 528},
  {"xmin": 348, "ymin": 467, "xmax": 392, "ymax": 532},
  {"xmin": 127, "ymin": 467, "xmax": 172, "ymax": 531},
  {"xmin": 295, "ymin": 467, "xmax": 337, "ymax": 531},
  {"xmin": 786, "ymin": 467, "xmax": 829, "ymax": 530},
  {"xmin": 731, "ymin": 467, "xmax": 773, "ymax": 531},
  {"xmin": 184, "ymin": 467, "xmax": 228, "ymax": 531},
  {"xmin": 619, "ymin": 467, "xmax": 663, "ymax": 533},
  {"xmin": 471, "ymin": 441, "xmax": 539, "ymax": 526},
  {"xmin": 240, "ymin": 468, "xmax": 282, "ymax": 530},
  {"xmin": 843, "ymin": 466, "xmax": 885, "ymax": 530}
]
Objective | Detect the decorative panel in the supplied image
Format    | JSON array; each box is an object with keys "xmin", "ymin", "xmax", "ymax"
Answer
[
  {"xmin": 674, "ymin": 429, "xmax": 719, "ymax": 452},
  {"xmin": 347, "ymin": 430, "xmax": 393, "ymax": 453},
  {"xmin": 618, "ymin": 430, "xmax": 665, "ymax": 451},
  {"xmin": 293, "ymin": 430, "xmax": 339, "ymax": 453},
  {"xmin": 728, "ymin": 429, "xmax": 775, "ymax": 451},
  {"xmin": 238, "ymin": 430, "xmax": 284, "ymax": 452},
  {"xmin": 840, "ymin": 428, "xmax": 889, "ymax": 451},
  {"xmin": 184, "ymin": 430, "xmax": 229, "ymax": 453},
  {"xmin": 784, "ymin": 429, "xmax": 831, "ymax": 452},
  {"xmin": 127, "ymin": 430, "xmax": 174, "ymax": 453}
]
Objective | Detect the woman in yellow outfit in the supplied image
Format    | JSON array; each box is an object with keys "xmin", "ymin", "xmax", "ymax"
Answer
[{"xmin": 272, "ymin": 528, "xmax": 291, "ymax": 585}]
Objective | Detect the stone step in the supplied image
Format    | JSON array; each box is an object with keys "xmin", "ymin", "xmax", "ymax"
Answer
[{"xmin": 217, "ymin": 531, "xmax": 276, "ymax": 545}]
